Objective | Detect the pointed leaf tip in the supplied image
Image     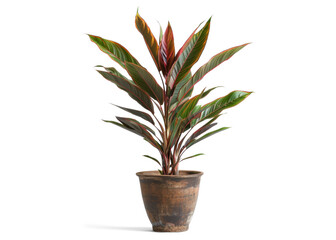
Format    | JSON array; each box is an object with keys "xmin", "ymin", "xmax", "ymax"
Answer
[
  {"xmin": 167, "ymin": 17, "xmax": 211, "ymax": 88},
  {"xmin": 135, "ymin": 11, "xmax": 160, "ymax": 71},
  {"xmin": 159, "ymin": 22, "xmax": 175, "ymax": 76},
  {"xmin": 88, "ymin": 34, "xmax": 140, "ymax": 69}
]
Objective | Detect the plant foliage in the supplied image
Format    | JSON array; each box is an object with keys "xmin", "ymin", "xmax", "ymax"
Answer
[{"xmin": 88, "ymin": 10, "xmax": 251, "ymax": 175}]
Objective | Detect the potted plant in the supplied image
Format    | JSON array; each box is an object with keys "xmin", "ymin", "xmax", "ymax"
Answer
[{"xmin": 88, "ymin": 10, "xmax": 251, "ymax": 232}]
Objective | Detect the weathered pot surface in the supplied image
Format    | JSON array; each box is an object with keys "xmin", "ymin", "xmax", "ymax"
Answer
[{"xmin": 136, "ymin": 170, "xmax": 203, "ymax": 232}]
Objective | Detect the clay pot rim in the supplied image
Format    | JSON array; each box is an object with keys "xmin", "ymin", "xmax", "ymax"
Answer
[{"xmin": 136, "ymin": 170, "xmax": 203, "ymax": 178}]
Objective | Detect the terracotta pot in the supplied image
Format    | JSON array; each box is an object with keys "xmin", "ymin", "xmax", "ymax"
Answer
[{"xmin": 136, "ymin": 170, "xmax": 203, "ymax": 232}]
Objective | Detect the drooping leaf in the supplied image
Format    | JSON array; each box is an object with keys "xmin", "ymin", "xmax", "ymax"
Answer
[
  {"xmin": 158, "ymin": 22, "xmax": 175, "ymax": 76},
  {"xmin": 112, "ymin": 104, "xmax": 155, "ymax": 125},
  {"xmin": 135, "ymin": 11, "xmax": 160, "ymax": 71},
  {"xmin": 181, "ymin": 153, "xmax": 204, "ymax": 161},
  {"xmin": 199, "ymin": 91, "xmax": 252, "ymax": 121},
  {"xmin": 116, "ymin": 117, "xmax": 162, "ymax": 150},
  {"xmin": 88, "ymin": 34, "xmax": 140, "ymax": 69},
  {"xmin": 125, "ymin": 62, "xmax": 164, "ymax": 104},
  {"xmin": 103, "ymin": 119, "xmax": 161, "ymax": 151},
  {"xmin": 97, "ymin": 70, "xmax": 154, "ymax": 113},
  {"xmin": 116, "ymin": 117, "xmax": 156, "ymax": 135},
  {"xmin": 186, "ymin": 127, "xmax": 230, "ymax": 149},
  {"xmin": 143, "ymin": 155, "xmax": 161, "ymax": 166},
  {"xmin": 178, "ymin": 43, "xmax": 250, "ymax": 101},
  {"xmin": 95, "ymin": 65, "xmax": 130, "ymax": 81},
  {"xmin": 103, "ymin": 119, "xmax": 143, "ymax": 137},
  {"xmin": 143, "ymin": 138, "xmax": 163, "ymax": 152},
  {"xmin": 166, "ymin": 18, "xmax": 211, "ymax": 90}
]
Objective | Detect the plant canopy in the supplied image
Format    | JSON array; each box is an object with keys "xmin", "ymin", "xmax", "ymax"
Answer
[{"xmin": 88, "ymin": 10, "xmax": 251, "ymax": 175}]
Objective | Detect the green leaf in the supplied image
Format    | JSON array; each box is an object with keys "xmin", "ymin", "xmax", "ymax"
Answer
[
  {"xmin": 88, "ymin": 34, "xmax": 140, "ymax": 69},
  {"xmin": 178, "ymin": 43, "xmax": 250, "ymax": 101},
  {"xmin": 184, "ymin": 122, "xmax": 217, "ymax": 148},
  {"xmin": 135, "ymin": 11, "xmax": 160, "ymax": 71},
  {"xmin": 169, "ymin": 108, "xmax": 204, "ymax": 147},
  {"xmin": 200, "ymin": 91, "xmax": 252, "ymax": 121},
  {"xmin": 116, "ymin": 117, "xmax": 156, "ymax": 136},
  {"xmin": 178, "ymin": 114, "xmax": 220, "ymax": 151},
  {"xmin": 170, "ymin": 71, "xmax": 192, "ymax": 107},
  {"xmin": 103, "ymin": 119, "xmax": 143, "ymax": 137},
  {"xmin": 167, "ymin": 18, "xmax": 211, "ymax": 89},
  {"xmin": 168, "ymin": 117, "xmax": 184, "ymax": 147},
  {"xmin": 95, "ymin": 65, "xmax": 130, "ymax": 81},
  {"xmin": 177, "ymin": 90, "xmax": 204, "ymax": 119},
  {"xmin": 176, "ymin": 106, "xmax": 203, "ymax": 134},
  {"xmin": 112, "ymin": 104, "xmax": 155, "ymax": 125},
  {"xmin": 181, "ymin": 153, "xmax": 204, "ymax": 161},
  {"xmin": 103, "ymin": 119, "xmax": 161, "ymax": 152},
  {"xmin": 202, "ymin": 86, "xmax": 221, "ymax": 98},
  {"xmin": 143, "ymin": 155, "xmax": 161, "ymax": 166},
  {"xmin": 125, "ymin": 62, "xmax": 164, "ymax": 104},
  {"xmin": 97, "ymin": 70, "xmax": 154, "ymax": 113},
  {"xmin": 189, "ymin": 105, "xmax": 202, "ymax": 128},
  {"xmin": 159, "ymin": 23, "xmax": 163, "ymax": 43},
  {"xmin": 115, "ymin": 117, "xmax": 162, "ymax": 151},
  {"xmin": 187, "ymin": 127, "xmax": 230, "ymax": 149},
  {"xmin": 171, "ymin": 87, "xmax": 218, "ymax": 120},
  {"xmin": 175, "ymin": 21, "xmax": 204, "ymax": 60}
]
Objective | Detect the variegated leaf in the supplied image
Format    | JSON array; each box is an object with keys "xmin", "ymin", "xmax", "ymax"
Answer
[
  {"xmin": 167, "ymin": 18, "xmax": 211, "ymax": 89},
  {"xmin": 97, "ymin": 70, "xmax": 154, "ymax": 113},
  {"xmin": 88, "ymin": 34, "xmax": 140, "ymax": 69},
  {"xmin": 181, "ymin": 153, "xmax": 205, "ymax": 161},
  {"xmin": 178, "ymin": 43, "xmax": 250, "ymax": 101},
  {"xmin": 125, "ymin": 62, "xmax": 164, "ymax": 104},
  {"xmin": 143, "ymin": 155, "xmax": 161, "ymax": 166},
  {"xmin": 199, "ymin": 91, "xmax": 252, "ymax": 121},
  {"xmin": 135, "ymin": 11, "xmax": 160, "ymax": 70},
  {"xmin": 186, "ymin": 127, "xmax": 230, "ymax": 149},
  {"xmin": 112, "ymin": 104, "xmax": 155, "ymax": 125}
]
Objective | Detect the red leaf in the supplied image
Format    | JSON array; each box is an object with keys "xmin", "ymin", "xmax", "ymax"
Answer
[{"xmin": 158, "ymin": 22, "xmax": 175, "ymax": 76}]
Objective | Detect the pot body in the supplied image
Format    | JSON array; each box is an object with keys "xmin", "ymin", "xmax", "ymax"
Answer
[{"xmin": 136, "ymin": 170, "xmax": 203, "ymax": 232}]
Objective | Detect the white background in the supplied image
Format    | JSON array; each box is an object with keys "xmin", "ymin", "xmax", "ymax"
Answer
[{"xmin": 1, "ymin": 0, "xmax": 335, "ymax": 239}]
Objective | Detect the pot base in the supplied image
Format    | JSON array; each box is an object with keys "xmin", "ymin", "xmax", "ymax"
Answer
[{"xmin": 153, "ymin": 225, "xmax": 188, "ymax": 232}]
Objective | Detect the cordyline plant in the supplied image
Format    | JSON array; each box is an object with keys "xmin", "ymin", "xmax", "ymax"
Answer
[{"xmin": 88, "ymin": 10, "xmax": 251, "ymax": 175}]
